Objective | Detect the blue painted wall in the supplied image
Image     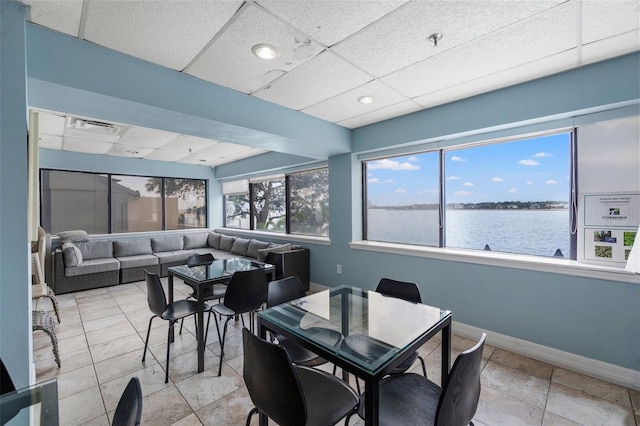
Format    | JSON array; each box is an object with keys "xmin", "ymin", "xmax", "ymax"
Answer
[{"xmin": 0, "ymin": 1, "xmax": 30, "ymax": 387}]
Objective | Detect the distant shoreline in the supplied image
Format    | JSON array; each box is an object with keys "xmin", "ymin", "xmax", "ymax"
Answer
[{"xmin": 368, "ymin": 201, "xmax": 569, "ymax": 211}]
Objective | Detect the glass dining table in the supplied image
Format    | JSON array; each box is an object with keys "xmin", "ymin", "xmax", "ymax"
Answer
[
  {"xmin": 168, "ymin": 258, "xmax": 275, "ymax": 373},
  {"xmin": 0, "ymin": 378, "xmax": 58, "ymax": 425},
  {"xmin": 257, "ymin": 285, "xmax": 452, "ymax": 426}
]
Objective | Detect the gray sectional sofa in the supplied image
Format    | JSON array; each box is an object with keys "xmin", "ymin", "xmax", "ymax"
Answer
[{"xmin": 52, "ymin": 231, "xmax": 310, "ymax": 294}]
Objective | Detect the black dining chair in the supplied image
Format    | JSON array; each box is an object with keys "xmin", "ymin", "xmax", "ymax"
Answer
[
  {"xmin": 0, "ymin": 358, "xmax": 15, "ymax": 396},
  {"xmin": 242, "ymin": 328, "xmax": 359, "ymax": 426},
  {"xmin": 346, "ymin": 333, "xmax": 487, "ymax": 426},
  {"xmin": 142, "ymin": 271, "xmax": 210, "ymax": 383},
  {"xmin": 112, "ymin": 377, "xmax": 143, "ymax": 426},
  {"xmin": 267, "ymin": 276, "xmax": 341, "ymax": 372},
  {"xmin": 184, "ymin": 253, "xmax": 226, "ymax": 316},
  {"xmin": 375, "ymin": 278, "xmax": 428, "ymax": 377},
  {"xmin": 211, "ymin": 268, "xmax": 268, "ymax": 376}
]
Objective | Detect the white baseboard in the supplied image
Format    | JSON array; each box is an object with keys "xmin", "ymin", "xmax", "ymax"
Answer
[
  {"xmin": 453, "ymin": 321, "xmax": 640, "ymax": 391},
  {"xmin": 308, "ymin": 282, "xmax": 640, "ymax": 390}
]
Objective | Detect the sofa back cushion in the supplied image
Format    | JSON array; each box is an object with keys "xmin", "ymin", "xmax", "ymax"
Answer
[
  {"xmin": 152, "ymin": 236, "xmax": 184, "ymax": 252},
  {"xmin": 184, "ymin": 232, "xmax": 209, "ymax": 249},
  {"xmin": 208, "ymin": 232, "xmax": 222, "ymax": 249},
  {"xmin": 114, "ymin": 239, "xmax": 152, "ymax": 257},
  {"xmin": 219, "ymin": 235, "xmax": 235, "ymax": 252},
  {"xmin": 257, "ymin": 243, "xmax": 292, "ymax": 262},
  {"xmin": 247, "ymin": 239, "xmax": 270, "ymax": 259},
  {"xmin": 230, "ymin": 238, "xmax": 251, "ymax": 256},
  {"xmin": 62, "ymin": 242, "xmax": 83, "ymax": 267},
  {"xmin": 75, "ymin": 241, "xmax": 114, "ymax": 260}
]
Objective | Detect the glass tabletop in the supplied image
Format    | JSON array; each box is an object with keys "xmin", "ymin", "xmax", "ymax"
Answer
[
  {"xmin": 168, "ymin": 258, "xmax": 274, "ymax": 283},
  {"xmin": 259, "ymin": 285, "xmax": 451, "ymax": 374},
  {"xmin": 0, "ymin": 378, "xmax": 58, "ymax": 425}
]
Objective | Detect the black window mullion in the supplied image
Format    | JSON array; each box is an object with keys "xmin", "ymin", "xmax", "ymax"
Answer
[
  {"xmin": 285, "ymin": 175, "xmax": 291, "ymax": 234},
  {"xmin": 107, "ymin": 173, "xmax": 112, "ymax": 234},
  {"xmin": 569, "ymin": 128, "xmax": 578, "ymax": 260},
  {"xmin": 362, "ymin": 162, "xmax": 368, "ymax": 240},
  {"xmin": 249, "ymin": 183, "xmax": 255, "ymax": 230},
  {"xmin": 439, "ymin": 150, "xmax": 445, "ymax": 248}
]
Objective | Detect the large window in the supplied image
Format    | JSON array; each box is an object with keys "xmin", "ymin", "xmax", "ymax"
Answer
[
  {"xmin": 224, "ymin": 167, "xmax": 329, "ymax": 237},
  {"xmin": 41, "ymin": 170, "xmax": 207, "ymax": 234},
  {"xmin": 364, "ymin": 131, "xmax": 573, "ymax": 258}
]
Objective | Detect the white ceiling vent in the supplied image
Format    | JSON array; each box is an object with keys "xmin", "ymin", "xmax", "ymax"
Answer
[{"xmin": 65, "ymin": 116, "xmax": 122, "ymax": 143}]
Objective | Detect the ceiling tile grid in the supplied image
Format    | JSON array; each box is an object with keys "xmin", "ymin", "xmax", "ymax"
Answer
[
  {"xmin": 337, "ymin": 99, "xmax": 423, "ymax": 129},
  {"xmin": 581, "ymin": 0, "xmax": 639, "ymax": 44},
  {"xmin": 186, "ymin": 2, "xmax": 324, "ymax": 94},
  {"xmin": 22, "ymin": 0, "xmax": 83, "ymax": 37}
]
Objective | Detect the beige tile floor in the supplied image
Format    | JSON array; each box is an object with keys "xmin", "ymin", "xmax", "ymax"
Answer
[{"xmin": 33, "ymin": 279, "xmax": 640, "ymax": 426}]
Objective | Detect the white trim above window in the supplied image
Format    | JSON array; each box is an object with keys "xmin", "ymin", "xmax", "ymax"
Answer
[{"xmin": 222, "ymin": 179, "xmax": 248, "ymax": 195}]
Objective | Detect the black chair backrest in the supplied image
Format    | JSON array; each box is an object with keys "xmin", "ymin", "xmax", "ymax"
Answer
[
  {"xmin": 267, "ymin": 276, "xmax": 305, "ymax": 308},
  {"xmin": 145, "ymin": 271, "xmax": 168, "ymax": 316},
  {"xmin": 242, "ymin": 328, "xmax": 306, "ymax": 426},
  {"xmin": 224, "ymin": 269, "xmax": 268, "ymax": 314},
  {"xmin": 376, "ymin": 278, "xmax": 422, "ymax": 304},
  {"xmin": 435, "ymin": 333, "xmax": 486, "ymax": 426},
  {"xmin": 187, "ymin": 253, "xmax": 214, "ymax": 267},
  {"xmin": 112, "ymin": 377, "xmax": 143, "ymax": 426},
  {"xmin": 0, "ymin": 358, "xmax": 16, "ymax": 395}
]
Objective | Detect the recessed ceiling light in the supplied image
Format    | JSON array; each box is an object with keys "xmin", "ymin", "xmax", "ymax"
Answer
[
  {"xmin": 251, "ymin": 43, "xmax": 277, "ymax": 60},
  {"xmin": 358, "ymin": 95, "xmax": 375, "ymax": 104}
]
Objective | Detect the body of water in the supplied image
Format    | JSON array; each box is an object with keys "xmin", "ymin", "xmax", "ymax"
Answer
[{"xmin": 367, "ymin": 209, "xmax": 570, "ymax": 257}]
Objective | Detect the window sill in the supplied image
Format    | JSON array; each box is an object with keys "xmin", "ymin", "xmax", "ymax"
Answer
[
  {"xmin": 217, "ymin": 228, "xmax": 331, "ymax": 246},
  {"xmin": 349, "ymin": 241, "xmax": 640, "ymax": 284}
]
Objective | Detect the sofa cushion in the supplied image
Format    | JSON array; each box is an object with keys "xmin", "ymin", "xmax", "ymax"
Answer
[
  {"xmin": 230, "ymin": 238, "xmax": 251, "ymax": 256},
  {"xmin": 219, "ymin": 235, "xmax": 235, "ymax": 252},
  {"xmin": 184, "ymin": 232, "xmax": 209, "ymax": 249},
  {"xmin": 257, "ymin": 243, "xmax": 292, "ymax": 262},
  {"xmin": 208, "ymin": 232, "xmax": 222, "ymax": 249},
  {"xmin": 152, "ymin": 236, "xmax": 184, "ymax": 252},
  {"xmin": 62, "ymin": 242, "xmax": 83, "ymax": 267},
  {"xmin": 247, "ymin": 239, "xmax": 270, "ymax": 259},
  {"xmin": 114, "ymin": 239, "xmax": 152, "ymax": 257},
  {"xmin": 66, "ymin": 258, "xmax": 119, "ymax": 277},
  {"xmin": 154, "ymin": 250, "xmax": 193, "ymax": 264},
  {"xmin": 117, "ymin": 254, "xmax": 159, "ymax": 269},
  {"xmin": 57, "ymin": 230, "xmax": 91, "ymax": 242},
  {"xmin": 75, "ymin": 241, "xmax": 114, "ymax": 260}
]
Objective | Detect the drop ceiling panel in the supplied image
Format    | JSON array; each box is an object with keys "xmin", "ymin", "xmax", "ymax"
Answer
[
  {"xmin": 382, "ymin": 2, "xmax": 577, "ymax": 99},
  {"xmin": 83, "ymin": 0, "xmax": 242, "ymax": 71},
  {"xmin": 197, "ymin": 141, "xmax": 254, "ymax": 157},
  {"xmin": 337, "ymin": 100, "xmax": 422, "ymax": 129},
  {"xmin": 582, "ymin": 0, "xmax": 640, "ymax": 44},
  {"xmin": 253, "ymin": 51, "xmax": 372, "ymax": 110},
  {"xmin": 38, "ymin": 135, "xmax": 63, "ymax": 150},
  {"xmin": 143, "ymin": 149, "xmax": 188, "ymax": 162},
  {"xmin": 332, "ymin": 0, "xmax": 566, "ymax": 78},
  {"xmin": 23, "ymin": 0, "xmax": 82, "ymax": 37},
  {"xmin": 159, "ymin": 135, "xmax": 217, "ymax": 153},
  {"xmin": 256, "ymin": 0, "xmax": 409, "ymax": 47},
  {"xmin": 107, "ymin": 144, "xmax": 155, "ymax": 158},
  {"xmin": 582, "ymin": 31, "xmax": 640, "ymax": 65},
  {"xmin": 413, "ymin": 50, "xmax": 577, "ymax": 109},
  {"xmin": 63, "ymin": 138, "xmax": 113, "ymax": 155},
  {"xmin": 302, "ymin": 80, "xmax": 408, "ymax": 123},
  {"xmin": 207, "ymin": 147, "xmax": 268, "ymax": 166},
  {"xmin": 117, "ymin": 127, "xmax": 179, "ymax": 148},
  {"xmin": 187, "ymin": 3, "xmax": 324, "ymax": 94},
  {"xmin": 37, "ymin": 112, "xmax": 65, "ymax": 137}
]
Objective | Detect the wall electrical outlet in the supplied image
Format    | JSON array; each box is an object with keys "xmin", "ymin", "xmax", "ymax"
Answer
[{"xmin": 336, "ymin": 264, "xmax": 342, "ymax": 274}]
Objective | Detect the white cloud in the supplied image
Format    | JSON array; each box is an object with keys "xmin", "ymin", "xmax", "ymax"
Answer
[
  {"xmin": 518, "ymin": 159, "xmax": 539, "ymax": 166},
  {"xmin": 451, "ymin": 156, "xmax": 466, "ymax": 162},
  {"xmin": 463, "ymin": 182, "xmax": 474, "ymax": 187},
  {"xmin": 368, "ymin": 178, "xmax": 393, "ymax": 184},
  {"xmin": 526, "ymin": 181, "xmax": 533, "ymax": 185},
  {"xmin": 446, "ymin": 176, "xmax": 460, "ymax": 180},
  {"xmin": 368, "ymin": 159, "xmax": 419, "ymax": 170},
  {"xmin": 394, "ymin": 188, "xmax": 407, "ymax": 193},
  {"xmin": 408, "ymin": 156, "xmax": 418, "ymax": 162},
  {"xmin": 418, "ymin": 189, "xmax": 438, "ymax": 194},
  {"xmin": 534, "ymin": 152, "xmax": 552, "ymax": 158},
  {"xmin": 455, "ymin": 190, "xmax": 471, "ymax": 196},
  {"xmin": 492, "ymin": 177, "xmax": 504, "ymax": 183},
  {"xmin": 508, "ymin": 187, "xmax": 518, "ymax": 193},
  {"xmin": 545, "ymin": 179, "xmax": 557, "ymax": 184}
]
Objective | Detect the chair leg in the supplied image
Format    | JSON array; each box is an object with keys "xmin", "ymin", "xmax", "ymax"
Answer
[
  {"xmin": 217, "ymin": 316, "xmax": 232, "ymax": 377},
  {"xmin": 204, "ymin": 311, "xmax": 212, "ymax": 346},
  {"xmin": 344, "ymin": 406, "xmax": 358, "ymax": 426},
  {"xmin": 45, "ymin": 289, "xmax": 61, "ymax": 323},
  {"xmin": 418, "ymin": 355, "xmax": 427, "ymax": 377},
  {"xmin": 142, "ymin": 316, "xmax": 155, "ymax": 362},
  {"xmin": 165, "ymin": 320, "xmax": 174, "ymax": 384},
  {"xmin": 246, "ymin": 407, "xmax": 259, "ymax": 426}
]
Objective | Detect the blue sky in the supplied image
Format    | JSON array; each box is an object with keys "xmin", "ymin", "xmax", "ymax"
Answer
[{"xmin": 367, "ymin": 133, "xmax": 570, "ymax": 206}]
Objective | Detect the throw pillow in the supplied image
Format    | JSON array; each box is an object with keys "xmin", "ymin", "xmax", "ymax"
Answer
[
  {"xmin": 219, "ymin": 235, "xmax": 235, "ymax": 252},
  {"xmin": 247, "ymin": 239, "xmax": 270, "ymax": 258},
  {"xmin": 230, "ymin": 238, "xmax": 251, "ymax": 256},
  {"xmin": 208, "ymin": 232, "xmax": 222, "ymax": 249},
  {"xmin": 62, "ymin": 242, "xmax": 83, "ymax": 267},
  {"xmin": 57, "ymin": 230, "xmax": 90, "ymax": 242},
  {"xmin": 257, "ymin": 243, "xmax": 292, "ymax": 262}
]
